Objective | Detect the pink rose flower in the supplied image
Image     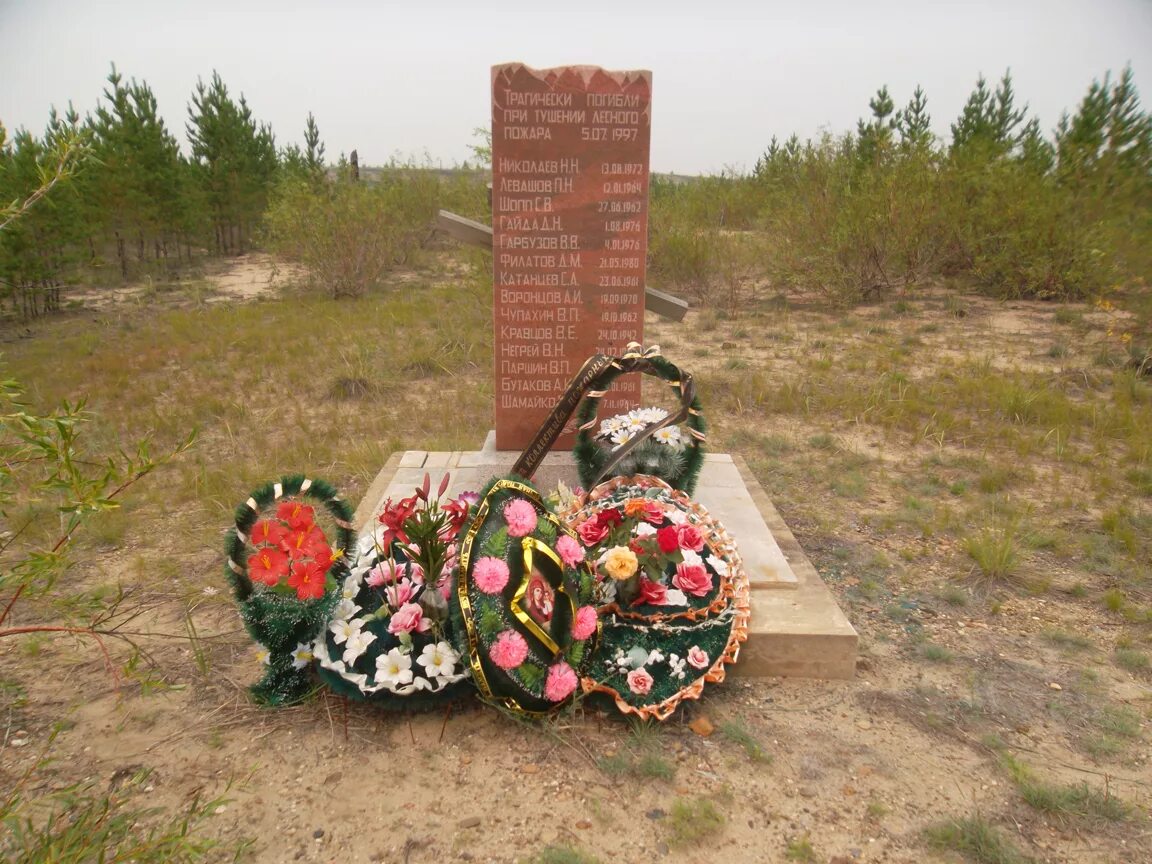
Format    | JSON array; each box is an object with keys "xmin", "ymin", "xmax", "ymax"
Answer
[
  {"xmin": 673, "ymin": 562, "xmax": 712, "ymax": 597},
  {"xmin": 627, "ymin": 667, "xmax": 654, "ymax": 695},
  {"xmin": 687, "ymin": 645, "xmax": 710, "ymax": 669},
  {"xmin": 556, "ymin": 534, "xmax": 585, "ymax": 567},
  {"xmin": 639, "ymin": 499, "xmax": 665, "ymax": 525},
  {"xmin": 490, "ymin": 630, "xmax": 529, "ymax": 670},
  {"xmin": 504, "ymin": 499, "xmax": 538, "ymax": 538},
  {"xmin": 388, "ymin": 602, "xmax": 430, "ymax": 635},
  {"xmin": 544, "ymin": 661, "xmax": 578, "ymax": 702},
  {"xmin": 675, "ymin": 524, "xmax": 706, "ymax": 552},
  {"xmin": 474, "ymin": 556, "xmax": 510, "ymax": 594},
  {"xmin": 385, "ymin": 577, "xmax": 418, "ymax": 608},
  {"xmin": 577, "ymin": 517, "xmax": 609, "ymax": 546},
  {"xmin": 572, "ymin": 605, "xmax": 598, "ymax": 641},
  {"xmin": 634, "ymin": 577, "xmax": 668, "ymax": 606}
]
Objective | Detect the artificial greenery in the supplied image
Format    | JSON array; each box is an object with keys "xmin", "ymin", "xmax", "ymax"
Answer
[{"xmin": 223, "ymin": 474, "xmax": 353, "ymax": 706}]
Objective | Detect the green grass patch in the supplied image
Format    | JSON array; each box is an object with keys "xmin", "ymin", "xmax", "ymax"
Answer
[
  {"xmin": 718, "ymin": 719, "xmax": 771, "ymax": 762},
  {"xmin": 667, "ymin": 797, "xmax": 725, "ymax": 849},
  {"xmin": 924, "ymin": 815, "xmax": 1034, "ymax": 864}
]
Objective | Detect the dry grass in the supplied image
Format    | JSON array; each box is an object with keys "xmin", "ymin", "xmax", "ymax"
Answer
[{"xmin": 1, "ymin": 253, "xmax": 1150, "ymax": 862}]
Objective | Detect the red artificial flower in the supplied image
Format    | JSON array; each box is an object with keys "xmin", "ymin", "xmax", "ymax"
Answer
[
  {"xmin": 656, "ymin": 525, "xmax": 681, "ymax": 554},
  {"xmin": 577, "ymin": 517, "xmax": 610, "ymax": 546},
  {"xmin": 288, "ymin": 559, "xmax": 327, "ymax": 600},
  {"xmin": 276, "ymin": 500, "xmax": 316, "ymax": 530},
  {"xmin": 628, "ymin": 538, "xmax": 646, "ymax": 556},
  {"xmin": 312, "ymin": 544, "xmax": 334, "ymax": 572},
  {"xmin": 378, "ymin": 494, "xmax": 418, "ymax": 546},
  {"xmin": 283, "ymin": 524, "xmax": 329, "ymax": 561},
  {"xmin": 250, "ymin": 519, "xmax": 287, "ymax": 547},
  {"xmin": 443, "ymin": 497, "xmax": 471, "ymax": 533},
  {"xmin": 248, "ymin": 546, "xmax": 289, "ymax": 586},
  {"xmin": 633, "ymin": 577, "xmax": 668, "ymax": 606},
  {"xmin": 599, "ymin": 508, "xmax": 623, "ymax": 528}
]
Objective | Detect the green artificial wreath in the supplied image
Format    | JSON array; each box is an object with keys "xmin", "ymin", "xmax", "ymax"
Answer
[
  {"xmin": 223, "ymin": 475, "xmax": 354, "ymax": 706},
  {"xmin": 450, "ymin": 476, "xmax": 600, "ymax": 718},
  {"xmin": 573, "ymin": 351, "xmax": 706, "ymax": 495}
]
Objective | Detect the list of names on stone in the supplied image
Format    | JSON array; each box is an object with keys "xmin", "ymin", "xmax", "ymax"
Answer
[{"xmin": 492, "ymin": 63, "xmax": 652, "ymax": 450}]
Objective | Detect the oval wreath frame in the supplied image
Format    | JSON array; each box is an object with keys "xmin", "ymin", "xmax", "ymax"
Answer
[{"xmin": 572, "ymin": 351, "xmax": 707, "ymax": 496}]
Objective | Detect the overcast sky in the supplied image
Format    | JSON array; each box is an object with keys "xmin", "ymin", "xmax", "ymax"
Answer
[{"xmin": 1, "ymin": 0, "xmax": 1149, "ymax": 174}]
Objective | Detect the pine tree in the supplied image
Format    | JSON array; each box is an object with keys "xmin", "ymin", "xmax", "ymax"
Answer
[
  {"xmin": 950, "ymin": 71, "xmax": 1026, "ymax": 158},
  {"xmin": 896, "ymin": 86, "xmax": 933, "ymax": 151},
  {"xmin": 857, "ymin": 85, "xmax": 896, "ymax": 163},
  {"xmin": 186, "ymin": 72, "xmax": 278, "ymax": 255},
  {"xmin": 89, "ymin": 66, "xmax": 189, "ymax": 277}
]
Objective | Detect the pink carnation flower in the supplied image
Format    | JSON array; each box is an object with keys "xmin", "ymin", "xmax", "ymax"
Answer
[
  {"xmin": 474, "ymin": 556, "xmax": 510, "ymax": 594},
  {"xmin": 544, "ymin": 660, "xmax": 578, "ymax": 702},
  {"xmin": 388, "ymin": 602, "xmax": 430, "ymax": 635},
  {"xmin": 504, "ymin": 499, "xmax": 538, "ymax": 537},
  {"xmin": 366, "ymin": 561, "xmax": 396, "ymax": 587},
  {"xmin": 556, "ymin": 534, "xmax": 585, "ymax": 567},
  {"xmin": 627, "ymin": 667, "xmax": 654, "ymax": 695},
  {"xmin": 490, "ymin": 630, "xmax": 529, "ymax": 670},
  {"xmin": 572, "ymin": 605, "xmax": 598, "ymax": 641},
  {"xmin": 385, "ymin": 577, "xmax": 418, "ymax": 608}
]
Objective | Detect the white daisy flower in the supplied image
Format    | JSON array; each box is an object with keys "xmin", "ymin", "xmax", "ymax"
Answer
[
  {"xmin": 653, "ymin": 425, "xmax": 682, "ymax": 446},
  {"xmin": 375, "ymin": 647, "xmax": 413, "ymax": 687},
  {"xmin": 609, "ymin": 428, "xmax": 634, "ymax": 446},
  {"xmin": 255, "ymin": 645, "xmax": 271, "ymax": 665}
]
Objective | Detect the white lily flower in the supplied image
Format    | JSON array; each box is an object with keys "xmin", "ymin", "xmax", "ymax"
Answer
[
  {"xmin": 334, "ymin": 598, "xmax": 361, "ymax": 621},
  {"xmin": 329, "ymin": 617, "xmax": 362, "ymax": 645},
  {"xmin": 290, "ymin": 642, "xmax": 314, "ymax": 670},
  {"xmin": 342, "ymin": 628, "xmax": 377, "ymax": 665},
  {"xmin": 417, "ymin": 641, "xmax": 460, "ymax": 678},
  {"xmin": 376, "ymin": 647, "xmax": 413, "ymax": 687},
  {"xmin": 342, "ymin": 575, "xmax": 361, "ymax": 600}
]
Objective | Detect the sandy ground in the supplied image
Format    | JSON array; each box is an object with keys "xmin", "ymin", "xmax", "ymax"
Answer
[{"xmin": 2, "ymin": 256, "xmax": 1149, "ymax": 864}]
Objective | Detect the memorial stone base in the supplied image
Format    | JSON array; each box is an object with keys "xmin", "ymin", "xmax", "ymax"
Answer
[{"xmin": 354, "ymin": 433, "xmax": 857, "ymax": 680}]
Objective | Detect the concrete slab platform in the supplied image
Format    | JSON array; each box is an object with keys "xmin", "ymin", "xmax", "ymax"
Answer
[{"xmin": 352, "ymin": 440, "xmax": 857, "ymax": 680}]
